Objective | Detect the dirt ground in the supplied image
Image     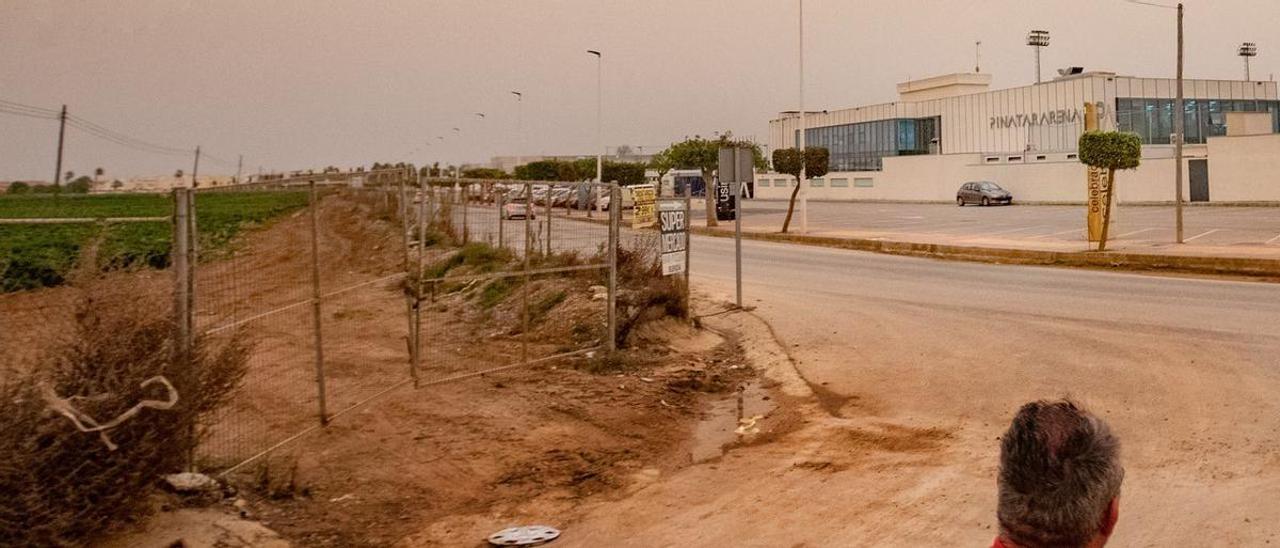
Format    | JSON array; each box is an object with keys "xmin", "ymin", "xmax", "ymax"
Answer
[{"xmin": 6, "ymin": 191, "xmax": 765, "ymax": 547}]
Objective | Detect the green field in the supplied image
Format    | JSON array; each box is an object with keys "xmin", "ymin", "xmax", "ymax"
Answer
[{"xmin": 0, "ymin": 191, "xmax": 309, "ymax": 292}]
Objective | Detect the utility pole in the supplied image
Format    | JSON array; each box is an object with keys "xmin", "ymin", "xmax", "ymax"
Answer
[
  {"xmin": 235, "ymin": 154, "xmax": 243, "ymax": 184},
  {"xmin": 798, "ymin": 0, "xmax": 808, "ymax": 234},
  {"xmin": 1174, "ymin": 2, "xmax": 1185, "ymax": 243},
  {"xmin": 191, "ymin": 146, "xmax": 201, "ymax": 189},
  {"xmin": 975, "ymin": 41, "xmax": 982, "ymax": 73},
  {"xmin": 53, "ymin": 105, "xmax": 67, "ymax": 193}
]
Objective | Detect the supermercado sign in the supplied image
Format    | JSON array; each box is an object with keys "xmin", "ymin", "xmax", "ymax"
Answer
[
  {"xmin": 989, "ymin": 102, "xmax": 1109, "ymax": 130},
  {"xmin": 658, "ymin": 200, "xmax": 687, "ymax": 276}
]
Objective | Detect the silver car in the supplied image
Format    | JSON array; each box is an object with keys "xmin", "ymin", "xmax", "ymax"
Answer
[{"xmin": 957, "ymin": 181, "xmax": 1013, "ymax": 206}]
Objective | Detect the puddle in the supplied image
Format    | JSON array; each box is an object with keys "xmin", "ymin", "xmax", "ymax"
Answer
[{"xmin": 690, "ymin": 382, "xmax": 775, "ymax": 463}]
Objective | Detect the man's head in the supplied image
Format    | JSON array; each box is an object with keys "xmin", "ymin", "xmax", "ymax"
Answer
[{"xmin": 997, "ymin": 399, "xmax": 1123, "ymax": 548}]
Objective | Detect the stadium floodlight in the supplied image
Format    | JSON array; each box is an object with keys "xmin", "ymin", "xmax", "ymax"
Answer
[
  {"xmin": 1027, "ymin": 30, "xmax": 1051, "ymax": 83},
  {"xmin": 1239, "ymin": 42, "xmax": 1258, "ymax": 80}
]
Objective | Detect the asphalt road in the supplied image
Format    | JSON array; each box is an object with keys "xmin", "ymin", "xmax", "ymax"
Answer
[
  {"xmin": 688, "ymin": 233, "xmax": 1280, "ymax": 544},
  {"xmin": 693, "ymin": 200, "xmax": 1280, "ymax": 247}
]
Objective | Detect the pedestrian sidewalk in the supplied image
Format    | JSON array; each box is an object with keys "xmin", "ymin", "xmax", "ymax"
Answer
[{"xmin": 692, "ymin": 222, "xmax": 1280, "ymax": 278}]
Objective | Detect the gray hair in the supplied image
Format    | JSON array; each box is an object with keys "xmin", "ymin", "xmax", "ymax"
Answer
[{"xmin": 997, "ymin": 399, "xmax": 1123, "ymax": 548}]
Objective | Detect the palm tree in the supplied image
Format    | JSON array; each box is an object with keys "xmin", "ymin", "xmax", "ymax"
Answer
[
  {"xmin": 64, "ymin": 170, "xmax": 74, "ymax": 183},
  {"xmin": 94, "ymin": 167, "xmax": 104, "ymax": 184}
]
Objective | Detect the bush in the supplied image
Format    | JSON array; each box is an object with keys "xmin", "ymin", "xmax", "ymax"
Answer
[
  {"xmin": 6, "ymin": 182, "xmax": 31, "ymax": 194},
  {"xmin": 0, "ymin": 265, "xmax": 248, "ymax": 545},
  {"xmin": 1078, "ymin": 131, "xmax": 1142, "ymax": 170}
]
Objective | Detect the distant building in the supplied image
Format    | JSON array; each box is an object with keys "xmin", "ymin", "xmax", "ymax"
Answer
[
  {"xmin": 757, "ymin": 70, "xmax": 1280, "ymax": 203},
  {"xmin": 490, "ymin": 149, "xmax": 654, "ymax": 173}
]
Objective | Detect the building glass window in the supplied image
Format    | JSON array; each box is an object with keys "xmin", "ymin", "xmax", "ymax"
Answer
[
  {"xmin": 1117, "ymin": 97, "xmax": 1280, "ymax": 144},
  {"xmin": 799, "ymin": 116, "xmax": 939, "ymax": 172}
]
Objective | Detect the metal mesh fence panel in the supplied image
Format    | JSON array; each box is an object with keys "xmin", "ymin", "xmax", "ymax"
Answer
[
  {"xmin": 191, "ymin": 179, "xmax": 411, "ymax": 470},
  {"xmin": 414, "ymin": 179, "xmax": 612, "ymax": 386}
]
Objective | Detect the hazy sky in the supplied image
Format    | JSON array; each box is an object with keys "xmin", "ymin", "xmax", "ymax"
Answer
[{"xmin": 2, "ymin": 0, "xmax": 1278, "ymax": 180}]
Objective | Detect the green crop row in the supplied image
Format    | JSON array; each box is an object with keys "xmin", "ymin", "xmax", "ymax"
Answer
[{"xmin": 0, "ymin": 191, "xmax": 309, "ymax": 292}]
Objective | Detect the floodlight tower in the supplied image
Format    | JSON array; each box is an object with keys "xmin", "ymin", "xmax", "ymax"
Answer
[
  {"xmin": 1027, "ymin": 30, "xmax": 1051, "ymax": 83},
  {"xmin": 1239, "ymin": 42, "xmax": 1258, "ymax": 81}
]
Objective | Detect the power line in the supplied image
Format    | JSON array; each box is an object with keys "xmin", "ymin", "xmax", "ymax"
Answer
[
  {"xmin": 0, "ymin": 98, "xmax": 59, "ymax": 116},
  {"xmin": 1, "ymin": 95, "xmax": 244, "ymax": 169},
  {"xmin": 66, "ymin": 115, "xmax": 192, "ymax": 156}
]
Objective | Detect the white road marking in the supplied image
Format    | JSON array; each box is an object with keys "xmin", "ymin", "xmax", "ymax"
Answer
[
  {"xmin": 1183, "ymin": 229, "xmax": 1222, "ymax": 243},
  {"xmin": 1114, "ymin": 227, "xmax": 1158, "ymax": 239},
  {"xmin": 1028, "ymin": 228, "xmax": 1082, "ymax": 239},
  {"xmin": 1266, "ymin": 233, "xmax": 1280, "ymax": 245},
  {"xmin": 981, "ymin": 225, "xmax": 1048, "ymax": 236}
]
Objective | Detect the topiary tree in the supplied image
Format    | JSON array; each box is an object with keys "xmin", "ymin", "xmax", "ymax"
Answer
[
  {"xmin": 1078, "ymin": 131, "xmax": 1141, "ymax": 251},
  {"xmin": 772, "ymin": 147, "xmax": 830, "ymax": 233}
]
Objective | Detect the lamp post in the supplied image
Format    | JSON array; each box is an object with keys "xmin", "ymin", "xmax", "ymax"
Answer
[
  {"xmin": 1175, "ymin": 3, "xmax": 1184, "ymax": 243},
  {"xmin": 1124, "ymin": 0, "xmax": 1184, "ymax": 243},
  {"xmin": 1239, "ymin": 42, "xmax": 1258, "ymax": 81},
  {"xmin": 510, "ymin": 91, "xmax": 523, "ymax": 174},
  {"xmin": 1027, "ymin": 30, "xmax": 1050, "ymax": 84},
  {"xmin": 588, "ymin": 50, "xmax": 603, "ymax": 195},
  {"xmin": 797, "ymin": 0, "xmax": 807, "ymax": 234}
]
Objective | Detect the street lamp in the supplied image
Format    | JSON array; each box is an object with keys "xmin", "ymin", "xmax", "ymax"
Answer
[
  {"xmin": 511, "ymin": 91, "xmax": 523, "ymax": 173},
  {"xmin": 1027, "ymin": 30, "xmax": 1050, "ymax": 84},
  {"xmin": 1239, "ymin": 42, "xmax": 1258, "ymax": 81},
  {"xmin": 797, "ymin": 0, "xmax": 807, "ymax": 234},
  {"xmin": 1124, "ymin": 0, "xmax": 1184, "ymax": 243},
  {"xmin": 587, "ymin": 50, "xmax": 603, "ymax": 190}
]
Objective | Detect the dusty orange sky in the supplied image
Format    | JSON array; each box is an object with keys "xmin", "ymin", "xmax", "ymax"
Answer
[{"xmin": 2, "ymin": 0, "xmax": 1276, "ymax": 179}]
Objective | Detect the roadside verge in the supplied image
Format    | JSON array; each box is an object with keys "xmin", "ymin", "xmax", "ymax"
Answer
[{"xmin": 691, "ymin": 227, "xmax": 1280, "ymax": 279}]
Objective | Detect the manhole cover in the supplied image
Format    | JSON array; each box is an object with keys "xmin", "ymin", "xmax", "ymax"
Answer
[{"xmin": 487, "ymin": 525, "xmax": 561, "ymax": 546}]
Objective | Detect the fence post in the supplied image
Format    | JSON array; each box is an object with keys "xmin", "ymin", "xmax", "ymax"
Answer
[
  {"xmin": 545, "ymin": 183, "xmax": 553, "ymax": 255},
  {"xmin": 497, "ymin": 191, "xmax": 505, "ymax": 250},
  {"xmin": 607, "ymin": 183, "xmax": 619, "ymax": 352},
  {"xmin": 521, "ymin": 182, "xmax": 533, "ymax": 364},
  {"xmin": 307, "ymin": 181, "xmax": 329, "ymax": 425},
  {"xmin": 412, "ymin": 173, "xmax": 426, "ymax": 388},
  {"xmin": 462, "ymin": 183, "xmax": 469, "ymax": 244},
  {"xmin": 171, "ymin": 188, "xmax": 195, "ymax": 470}
]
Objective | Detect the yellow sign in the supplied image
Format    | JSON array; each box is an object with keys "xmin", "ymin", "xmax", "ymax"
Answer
[
  {"xmin": 632, "ymin": 184, "xmax": 656, "ymax": 228},
  {"xmin": 1087, "ymin": 167, "xmax": 1109, "ymax": 242}
]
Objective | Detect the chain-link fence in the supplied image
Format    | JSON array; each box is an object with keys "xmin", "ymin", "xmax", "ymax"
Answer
[
  {"xmin": 177, "ymin": 174, "xmax": 633, "ymax": 475},
  {"xmin": 0, "ymin": 171, "xmax": 661, "ymax": 490}
]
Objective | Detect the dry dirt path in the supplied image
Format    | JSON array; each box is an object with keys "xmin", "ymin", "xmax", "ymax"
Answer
[{"xmin": 560, "ymin": 234, "xmax": 1280, "ymax": 546}]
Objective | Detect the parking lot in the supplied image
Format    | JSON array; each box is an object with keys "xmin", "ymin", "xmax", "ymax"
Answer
[{"xmin": 691, "ymin": 200, "xmax": 1280, "ymax": 255}]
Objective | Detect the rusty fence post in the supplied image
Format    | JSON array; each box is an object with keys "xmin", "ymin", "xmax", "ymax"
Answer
[
  {"xmin": 607, "ymin": 183, "xmax": 619, "ymax": 352},
  {"xmin": 521, "ymin": 182, "xmax": 532, "ymax": 365},
  {"xmin": 413, "ymin": 173, "xmax": 426, "ymax": 388},
  {"xmin": 307, "ymin": 181, "xmax": 329, "ymax": 425},
  {"xmin": 171, "ymin": 188, "xmax": 196, "ymax": 470}
]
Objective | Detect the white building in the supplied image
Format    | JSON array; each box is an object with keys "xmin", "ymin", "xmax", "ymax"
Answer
[{"xmin": 757, "ymin": 71, "xmax": 1280, "ymax": 203}]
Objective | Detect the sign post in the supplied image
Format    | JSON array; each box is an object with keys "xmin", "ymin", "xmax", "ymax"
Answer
[
  {"xmin": 718, "ymin": 147, "xmax": 753, "ymax": 308},
  {"xmin": 658, "ymin": 199, "xmax": 687, "ymax": 276}
]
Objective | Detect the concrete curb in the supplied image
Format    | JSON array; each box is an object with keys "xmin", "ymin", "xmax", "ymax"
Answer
[{"xmin": 690, "ymin": 227, "xmax": 1280, "ymax": 279}]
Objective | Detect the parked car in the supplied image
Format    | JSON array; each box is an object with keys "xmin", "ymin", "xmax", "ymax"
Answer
[
  {"xmin": 502, "ymin": 197, "xmax": 536, "ymax": 220},
  {"xmin": 550, "ymin": 187, "xmax": 572, "ymax": 206},
  {"xmin": 957, "ymin": 181, "xmax": 1013, "ymax": 206}
]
